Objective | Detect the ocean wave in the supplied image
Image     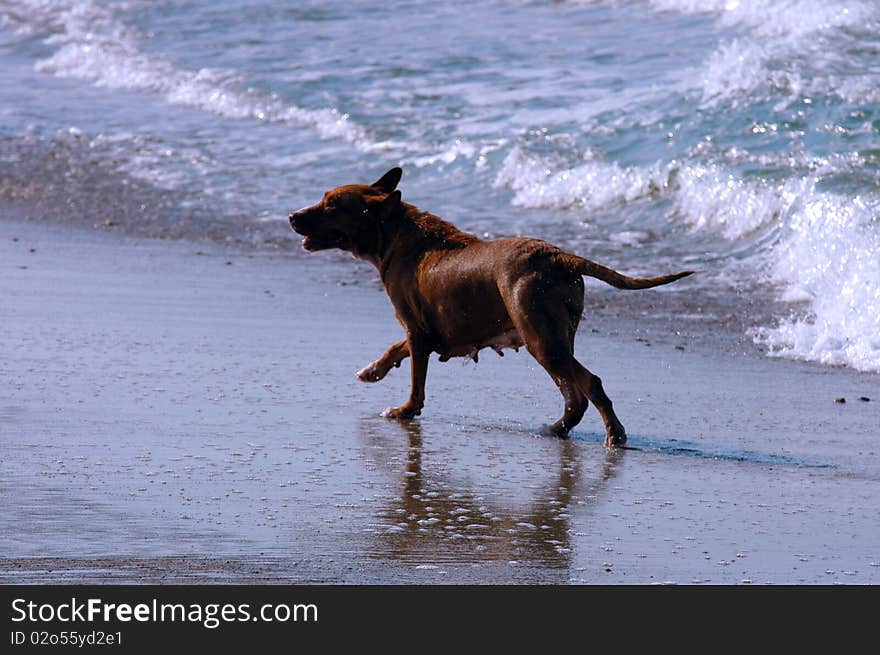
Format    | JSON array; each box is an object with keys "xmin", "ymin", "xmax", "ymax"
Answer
[
  {"xmin": 669, "ymin": 166, "xmax": 880, "ymax": 373},
  {"xmin": 407, "ymin": 139, "xmax": 478, "ymax": 168},
  {"xmin": 493, "ymin": 146, "xmax": 790, "ymax": 238},
  {"xmin": 647, "ymin": 0, "xmax": 880, "ymax": 107},
  {"xmin": 670, "ymin": 164, "xmax": 804, "ymax": 240},
  {"xmin": 752, "ymin": 193, "xmax": 880, "ymax": 372},
  {"xmin": 648, "ymin": 0, "xmax": 874, "ymax": 38},
  {"xmin": 0, "ymin": 0, "xmax": 380, "ymax": 149},
  {"xmin": 493, "ymin": 146, "xmax": 668, "ymax": 211}
]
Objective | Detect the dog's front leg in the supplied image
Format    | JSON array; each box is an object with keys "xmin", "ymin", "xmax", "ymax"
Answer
[
  {"xmin": 356, "ymin": 339, "xmax": 410, "ymax": 383},
  {"xmin": 381, "ymin": 335, "xmax": 429, "ymax": 420}
]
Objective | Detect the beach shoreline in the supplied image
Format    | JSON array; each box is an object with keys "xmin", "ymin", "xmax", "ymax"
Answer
[{"xmin": 2, "ymin": 216, "xmax": 878, "ymax": 584}]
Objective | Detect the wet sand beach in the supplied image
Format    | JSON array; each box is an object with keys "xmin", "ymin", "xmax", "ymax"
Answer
[{"xmin": 1, "ymin": 218, "xmax": 878, "ymax": 584}]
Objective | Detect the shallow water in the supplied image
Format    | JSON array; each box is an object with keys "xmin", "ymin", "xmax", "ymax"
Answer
[{"xmin": 1, "ymin": 0, "xmax": 879, "ymax": 371}]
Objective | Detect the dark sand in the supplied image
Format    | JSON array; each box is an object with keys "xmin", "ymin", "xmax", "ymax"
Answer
[{"xmin": 1, "ymin": 218, "xmax": 878, "ymax": 584}]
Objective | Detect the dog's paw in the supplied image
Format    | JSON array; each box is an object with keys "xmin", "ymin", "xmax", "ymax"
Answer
[
  {"xmin": 603, "ymin": 425, "xmax": 627, "ymax": 448},
  {"xmin": 381, "ymin": 405, "xmax": 420, "ymax": 420},
  {"xmin": 356, "ymin": 365, "xmax": 383, "ymax": 383},
  {"xmin": 539, "ymin": 422, "xmax": 571, "ymax": 439}
]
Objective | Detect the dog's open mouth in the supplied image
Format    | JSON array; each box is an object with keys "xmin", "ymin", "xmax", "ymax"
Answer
[{"xmin": 301, "ymin": 233, "xmax": 347, "ymax": 252}]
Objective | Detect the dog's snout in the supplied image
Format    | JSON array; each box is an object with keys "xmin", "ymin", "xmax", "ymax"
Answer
[{"xmin": 289, "ymin": 208, "xmax": 309, "ymax": 231}]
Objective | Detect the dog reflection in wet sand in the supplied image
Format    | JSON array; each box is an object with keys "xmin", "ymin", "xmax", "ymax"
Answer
[
  {"xmin": 290, "ymin": 168, "xmax": 692, "ymax": 446},
  {"xmin": 364, "ymin": 420, "xmax": 621, "ymax": 568}
]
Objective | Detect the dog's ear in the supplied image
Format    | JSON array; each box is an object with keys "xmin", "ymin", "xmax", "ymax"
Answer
[
  {"xmin": 379, "ymin": 190, "xmax": 401, "ymax": 219},
  {"xmin": 372, "ymin": 167, "xmax": 402, "ymax": 193}
]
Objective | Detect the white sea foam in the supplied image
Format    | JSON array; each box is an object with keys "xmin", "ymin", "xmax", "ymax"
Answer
[
  {"xmin": 753, "ymin": 193, "xmax": 880, "ymax": 372},
  {"xmin": 670, "ymin": 164, "xmax": 880, "ymax": 371},
  {"xmin": 647, "ymin": 0, "xmax": 880, "ymax": 107},
  {"xmin": 85, "ymin": 130, "xmax": 225, "ymax": 192},
  {"xmin": 648, "ymin": 0, "xmax": 872, "ymax": 38},
  {"xmin": 699, "ymin": 40, "xmax": 797, "ymax": 108},
  {"xmin": 408, "ymin": 139, "xmax": 478, "ymax": 168},
  {"xmin": 493, "ymin": 146, "xmax": 789, "ymax": 238},
  {"xmin": 1, "ymin": 0, "xmax": 377, "ymax": 148},
  {"xmin": 673, "ymin": 169, "xmax": 880, "ymax": 372},
  {"xmin": 493, "ymin": 146, "xmax": 667, "ymax": 211},
  {"xmin": 670, "ymin": 164, "xmax": 806, "ymax": 240}
]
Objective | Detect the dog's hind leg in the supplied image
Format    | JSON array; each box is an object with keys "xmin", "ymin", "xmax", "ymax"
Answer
[
  {"xmin": 544, "ymin": 377, "xmax": 589, "ymax": 437},
  {"xmin": 544, "ymin": 317, "xmax": 589, "ymax": 436},
  {"xmin": 569, "ymin": 362, "xmax": 626, "ymax": 446},
  {"xmin": 548, "ymin": 312, "xmax": 591, "ymax": 436},
  {"xmin": 357, "ymin": 339, "xmax": 410, "ymax": 383},
  {"xmin": 504, "ymin": 275, "xmax": 625, "ymax": 445},
  {"xmin": 538, "ymin": 349, "xmax": 625, "ymax": 445}
]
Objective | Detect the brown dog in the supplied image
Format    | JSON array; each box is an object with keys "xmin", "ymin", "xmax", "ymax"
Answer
[{"xmin": 289, "ymin": 167, "xmax": 692, "ymax": 446}]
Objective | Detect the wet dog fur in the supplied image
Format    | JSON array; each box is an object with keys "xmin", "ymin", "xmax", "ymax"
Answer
[{"xmin": 289, "ymin": 167, "xmax": 692, "ymax": 446}]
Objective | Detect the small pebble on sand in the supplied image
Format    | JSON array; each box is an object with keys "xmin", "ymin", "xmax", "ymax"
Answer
[
  {"xmin": 835, "ymin": 397, "xmax": 846, "ymax": 403},
  {"xmin": 858, "ymin": 396, "xmax": 870, "ymax": 402}
]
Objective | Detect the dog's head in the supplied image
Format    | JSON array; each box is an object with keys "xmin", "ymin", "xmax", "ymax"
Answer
[{"xmin": 289, "ymin": 167, "xmax": 403, "ymax": 257}]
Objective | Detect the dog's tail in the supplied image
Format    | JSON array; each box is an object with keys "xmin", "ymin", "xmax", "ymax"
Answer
[{"xmin": 559, "ymin": 252, "xmax": 694, "ymax": 290}]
